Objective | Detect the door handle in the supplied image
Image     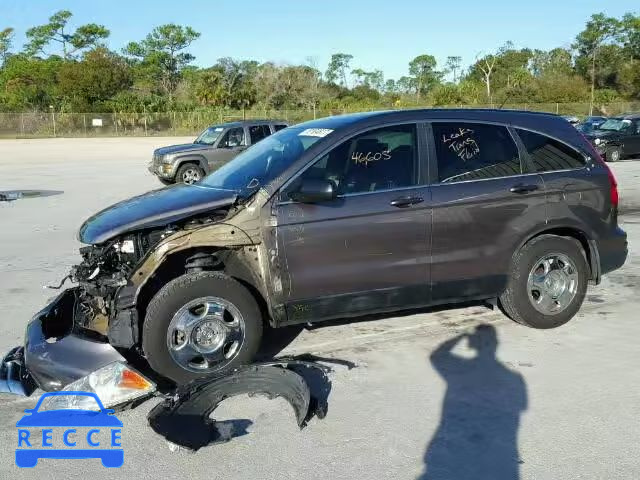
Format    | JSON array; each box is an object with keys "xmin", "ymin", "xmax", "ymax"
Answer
[
  {"xmin": 390, "ymin": 196, "xmax": 424, "ymax": 208},
  {"xmin": 509, "ymin": 184, "xmax": 539, "ymax": 194}
]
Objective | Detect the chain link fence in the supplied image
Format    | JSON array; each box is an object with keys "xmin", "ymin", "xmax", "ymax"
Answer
[{"xmin": 1, "ymin": 103, "xmax": 639, "ymax": 139}]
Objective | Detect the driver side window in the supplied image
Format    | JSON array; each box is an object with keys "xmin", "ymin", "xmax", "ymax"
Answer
[
  {"xmin": 286, "ymin": 124, "xmax": 418, "ymax": 198},
  {"xmin": 219, "ymin": 127, "xmax": 245, "ymax": 148}
]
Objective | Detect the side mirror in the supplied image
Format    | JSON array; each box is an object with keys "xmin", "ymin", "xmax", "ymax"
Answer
[{"xmin": 289, "ymin": 179, "xmax": 336, "ymax": 203}]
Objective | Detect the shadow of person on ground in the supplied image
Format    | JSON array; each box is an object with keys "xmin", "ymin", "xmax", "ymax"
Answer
[{"xmin": 419, "ymin": 324, "xmax": 527, "ymax": 480}]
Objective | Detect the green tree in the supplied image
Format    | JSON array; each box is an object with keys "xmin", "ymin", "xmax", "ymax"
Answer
[
  {"xmin": 57, "ymin": 48, "xmax": 132, "ymax": 110},
  {"xmin": 408, "ymin": 54, "xmax": 441, "ymax": 100},
  {"xmin": 326, "ymin": 53, "xmax": 353, "ymax": 87},
  {"xmin": 0, "ymin": 55, "xmax": 63, "ymax": 110},
  {"xmin": 123, "ymin": 24, "xmax": 200, "ymax": 100},
  {"xmin": 573, "ymin": 13, "xmax": 621, "ymax": 114},
  {"xmin": 530, "ymin": 48, "xmax": 573, "ymax": 77},
  {"xmin": 620, "ymin": 13, "xmax": 640, "ymax": 59},
  {"xmin": 0, "ymin": 27, "xmax": 14, "ymax": 65},
  {"xmin": 24, "ymin": 10, "xmax": 109, "ymax": 59},
  {"xmin": 445, "ymin": 56, "xmax": 462, "ymax": 83}
]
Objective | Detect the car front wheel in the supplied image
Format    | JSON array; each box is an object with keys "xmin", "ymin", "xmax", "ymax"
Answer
[
  {"xmin": 176, "ymin": 163, "xmax": 204, "ymax": 184},
  {"xmin": 142, "ymin": 272, "xmax": 263, "ymax": 384},
  {"xmin": 499, "ymin": 235, "xmax": 589, "ymax": 329},
  {"xmin": 606, "ymin": 146, "xmax": 621, "ymax": 162}
]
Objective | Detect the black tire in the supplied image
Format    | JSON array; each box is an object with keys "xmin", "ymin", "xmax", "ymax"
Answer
[
  {"xmin": 499, "ymin": 235, "xmax": 589, "ymax": 329},
  {"xmin": 143, "ymin": 272, "xmax": 263, "ymax": 384},
  {"xmin": 606, "ymin": 146, "xmax": 621, "ymax": 163},
  {"xmin": 175, "ymin": 162, "xmax": 204, "ymax": 184}
]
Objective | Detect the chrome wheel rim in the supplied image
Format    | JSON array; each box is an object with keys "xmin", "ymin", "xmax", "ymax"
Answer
[
  {"xmin": 167, "ymin": 296, "xmax": 245, "ymax": 373},
  {"xmin": 182, "ymin": 168, "xmax": 201, "ymax": 184},
  {"xmin": 610, "ymin": 150, "xmax": 620, "ymax": 162},
  {"xmin": 527, "ymin": 253, "xmax": 579, "ymax": 315}
]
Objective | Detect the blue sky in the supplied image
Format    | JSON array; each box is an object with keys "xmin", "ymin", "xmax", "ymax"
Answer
[{"xmin": 2, "ymin": 0, "xmax": 637, "ymax": 81}]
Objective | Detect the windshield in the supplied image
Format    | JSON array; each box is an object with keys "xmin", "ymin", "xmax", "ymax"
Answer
[
  {"xmin": 599, "ymin": 119, "xmax": 631, "ymax": 132},
  {"xmin": 201, "ymin": 126, "xmax": 328, "ymax": 192},
  {"xmin": 577, "ymin": 123, "xmax": 596, "ymax": 133},
  {"xmin": 195, "ymin": 126, "xmax": 225, "ymax": 145}
]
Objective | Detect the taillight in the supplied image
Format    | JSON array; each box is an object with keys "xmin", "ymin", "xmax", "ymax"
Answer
[{"xmin": 593, "ymin": 150, "xmax": 619, "ymax": 208}]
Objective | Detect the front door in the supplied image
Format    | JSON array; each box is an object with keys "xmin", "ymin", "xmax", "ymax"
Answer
[
  {"xmin": 623, "ymin": 120, "xmax": 640, "ymax": 156},
  {"xmin": 209, "ymin": 126, "xmax": 247, "ymax": 167},
  {"xmin": 275, "ymin": 123, "xmax": 431, "ymax": 323},
  {"xmin": 428, "ymin": 121, "xmax": 547, "ymax": 302}
]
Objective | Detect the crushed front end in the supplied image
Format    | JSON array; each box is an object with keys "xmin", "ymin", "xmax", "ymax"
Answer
[{"xmin": 0, "ymin": 184, "xmax": 245, "ymax": 397}]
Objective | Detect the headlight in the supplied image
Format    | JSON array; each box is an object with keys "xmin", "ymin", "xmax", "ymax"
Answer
[
  {"xmin": 161, "ymin": 155, "xmax": 174, "ymax": 164},
  {"xmin": 39, "ymin": 362, "xmax": 156, "ymax": 411},
  {"xmin": 594, "ymin": 138, "xmax": 607, "ymax": 146}
]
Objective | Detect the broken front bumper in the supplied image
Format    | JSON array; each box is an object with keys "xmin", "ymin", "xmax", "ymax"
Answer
[{"xmin": 0, "ymin": 288, "xmax": 125, "ymax": 395}]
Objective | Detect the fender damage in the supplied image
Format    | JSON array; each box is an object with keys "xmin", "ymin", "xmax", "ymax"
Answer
[{"xmin": 0, "ymin": 187, "xmax": 276, "ymax": 395}]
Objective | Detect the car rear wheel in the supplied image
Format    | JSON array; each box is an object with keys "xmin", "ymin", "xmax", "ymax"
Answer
[
  {"xmin": 499, "ymin": 235, "xmax": 589, "ymax": 329},
  {"xmin": 143, "ymin": 272, "xmax": 263, "ymax": 384},
  {"xmin": 606, "ymin": 146, "xmax": 621, "ymax": 162},
  {"xmin": 176, "ymin": 163, "xmax": 204, "ymax": 184}
]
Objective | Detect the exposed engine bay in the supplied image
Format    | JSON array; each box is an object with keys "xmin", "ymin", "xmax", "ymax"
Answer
[{"xmin": 68, "ymin": 207, "xmax": 232, "ymax": 342}]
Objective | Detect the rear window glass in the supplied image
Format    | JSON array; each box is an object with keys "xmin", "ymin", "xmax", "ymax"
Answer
[
  {"xmin": 516, "ymin": 129, "xmax": 585, "ymax": 172},
  {"xmin": 432, "ymin": 123, "xmax": 521, "ymax": 183}
]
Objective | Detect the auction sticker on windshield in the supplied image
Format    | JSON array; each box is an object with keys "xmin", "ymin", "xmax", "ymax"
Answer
[
  {"xmin": 15, "ymin": 391, "xmax": 124, "ymax": 468},
  {"xmin": 298, "ymin": 128, "xmax": 333, "ymax": 137}
]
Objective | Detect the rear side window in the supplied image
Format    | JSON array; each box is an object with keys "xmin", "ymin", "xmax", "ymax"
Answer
[
  {"xmin": 274, "ymin": 124, "xmax": 288, "ymax": 132},
  {"xmin": 249, "ymin": 125, "xmax": 271, "ymax": 143},
  {"xmin": 432, "ymin": 123, "xmax": 521, "ymax": 183},
  {"xmin": 516, "ymin": 129, "xmax": 585, "ymax": 172}
]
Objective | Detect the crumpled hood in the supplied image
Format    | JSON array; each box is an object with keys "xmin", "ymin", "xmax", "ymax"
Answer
[
  {"xmin": 585, "ymin": 130, "xmax": 620, "ymax": 142},
  {"xmin": 154, "ymin": 143, "xmax": 210, "ymax": 156},
  {"xmin": 78, "ymin": 184, "xmax": 237, "ymax": 244}
]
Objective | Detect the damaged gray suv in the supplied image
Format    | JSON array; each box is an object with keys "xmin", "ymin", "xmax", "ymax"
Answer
[{"xmin": 1, "ymin": 109, "xmax": 628, "ymax": 393}]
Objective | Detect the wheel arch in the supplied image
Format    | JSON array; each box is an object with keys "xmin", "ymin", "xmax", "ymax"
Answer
[
  {"xmin": 174, "ymin": 155, "xmax": 208, "ymax": 173},
  {"xmin": 514, "ymin": 226, "xmax": 600, "ymax": 284},
  {"xmin": 133, "ymin": 247, "xmax": 271, "ymax": 338}
]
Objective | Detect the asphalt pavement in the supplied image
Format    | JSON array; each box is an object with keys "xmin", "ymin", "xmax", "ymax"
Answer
[{"xmin": 1, "ymin": 137, "xmax": 639, "ymax": 479}]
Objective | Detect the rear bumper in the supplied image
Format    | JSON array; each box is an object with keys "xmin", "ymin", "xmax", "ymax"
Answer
[
  {"xmin": 1, "ymin": 288, "xmax": 125, "ymax": 396},
  {"xmin": 598, "ymin": 226, "xmax": 628, "ymax": 276}
]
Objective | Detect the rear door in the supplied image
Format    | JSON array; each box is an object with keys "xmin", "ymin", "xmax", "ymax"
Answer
[
  {"xmin": 428, "ymin": 121, "xmax": 546, "ymax": 302},
  {"xmin": 248, "ymin": 124, "xmax": 272, "ymax": 145},
  {"xmin": 514, "ymin": 127, "xmax": 603, "ymax": 235},
  {"xmin": 275, "ymin": 123, "xmax": 431, "ymax": 322},
  {"xmin": 626, "ymin": 120, "xmax": 640, "ymax": 156}
]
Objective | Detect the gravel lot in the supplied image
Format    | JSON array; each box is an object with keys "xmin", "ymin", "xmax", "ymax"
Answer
[{"xmin": 1, "ymin": 137, "xmax": 639, "ymax": 479}]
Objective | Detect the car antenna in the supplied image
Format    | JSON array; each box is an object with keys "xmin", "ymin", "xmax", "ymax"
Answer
[{"xmin": 498, "ymin": 90, "xmax": 512, "ymax": 110}]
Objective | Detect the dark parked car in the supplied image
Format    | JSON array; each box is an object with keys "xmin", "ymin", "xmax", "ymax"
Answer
[
  {"xmin": 1, "ymin": 109, "xmax": 627, "ymax": 390},
  {"xmin": 149, "ymin": 120, "xmax": 289, "ymax": 184},
  {"xmin": 576, "ymin": 116, "xmax": 608, "ymax": 134},
  {"xmin": 584, "ymin": 113, "xmax": 640, "ymax": 162},
  {"xmin": 562, "ymin": 115, "xmax": 580, "ymax": 125}
]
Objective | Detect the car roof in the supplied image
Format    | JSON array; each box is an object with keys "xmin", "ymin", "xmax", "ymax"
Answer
[
  {"xmin": 617, "ymin": 113, "xmax": 640, "ymax": 120},
  {"xmin": 213, "ymin": 120, "xmax": 288, "ymax": 128},
  {"xmin": 297, "ymin": 108, "xmax": 570, "ymax": 128},
  {"xmin": 295, "ymin": 108, "xmax": 591, "ymax": 155}
]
